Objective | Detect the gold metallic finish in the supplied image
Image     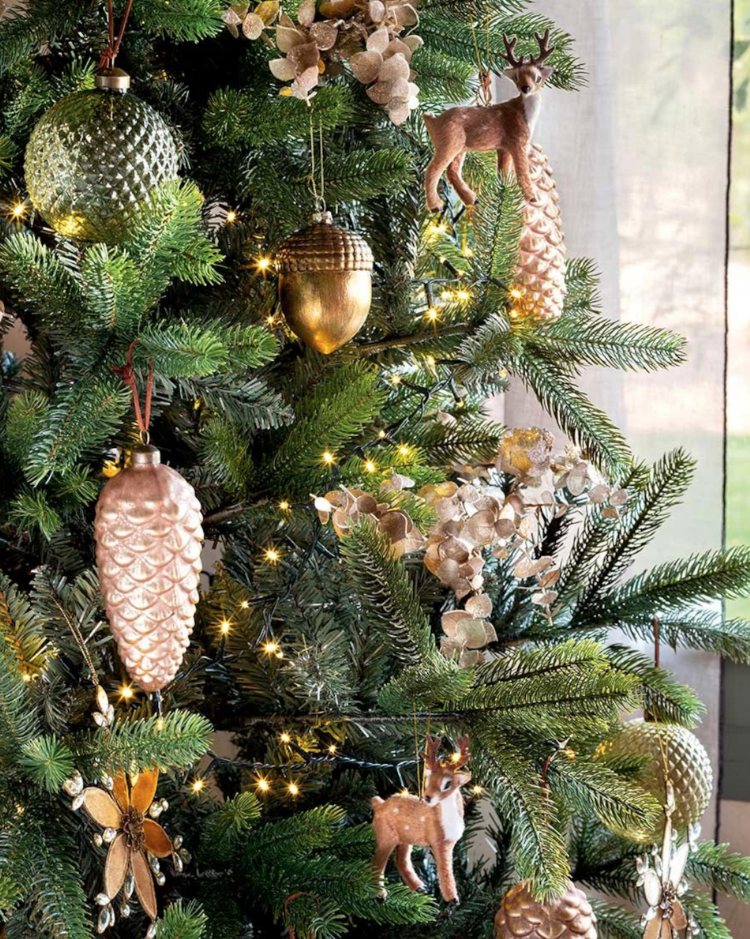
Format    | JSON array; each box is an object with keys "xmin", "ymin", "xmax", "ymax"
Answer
[
  {"xmin": 94, "ymin": 446, "xmax": 203, "ymax": 693},
  {"xmin": 599, "ymin": 719, "xmax": 713, "ymax": 844},
  {"xmin": 495, "ymin": 880, "xmax": 598, "ymax": 939},
  {"xmin": 276, "ymin": 213, "xmax": 373, "ymax": 354},
  {"xmin": 95, "ymin": 68, "xmax": 131, "ymax": 91},
  {"xmin": 24, "ymin": 81, "xmax": 178, "ymax": 243}
]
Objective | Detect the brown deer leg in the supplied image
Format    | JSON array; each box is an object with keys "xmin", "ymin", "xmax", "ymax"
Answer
[
  {"xmin": 509, "ymin": 145, "xmax": 536, "ymax": 203},
  {"xmin": 497, "ymin": 149, "xmax": 513, "ymax": 178},
  {"xmin": 395, "ymin": 844, "xmax": 425, "ymax": 893},
  {"xmin": 373, "ymin": 842, "xmax": 396, "ymax": 900},
  {"xmin": 433, "ymin": 841, "xmax": 459, "ymax": 904},
  {"xmin": 446, "ymin": 153, "xmax": 476, "ymax": 208},
  {"xmin": 425, "ymin": 150, "xmax": 455, "ymax": 212}
]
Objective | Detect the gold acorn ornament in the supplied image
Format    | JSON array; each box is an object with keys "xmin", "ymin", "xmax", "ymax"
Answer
[
  {"xmin": 95, "ymin": 346, "xmax": 203, "ymax": 693},
  {"xmin": 599, "ymin": 719, "xmax": 713, "ymax": 845},
  {"xmin": 276, "ymin": 210, "xmax": 374, "ymax": 354},
  {"xmin": 494, "ymin": 880, "xmax": 598, "ymax": 939}
]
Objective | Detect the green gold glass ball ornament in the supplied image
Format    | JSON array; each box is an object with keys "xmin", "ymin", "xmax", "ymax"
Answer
[
  {"xmin": 599, "ymin": 719, "xmax": 713, "ymax": 844},
  {"xmin": 276, "ymin": 211, "xmax": 374, "ymax": 354},
  {"xmin": 24, "ymin": 70, "xmax": 179, "ymax": 243}
]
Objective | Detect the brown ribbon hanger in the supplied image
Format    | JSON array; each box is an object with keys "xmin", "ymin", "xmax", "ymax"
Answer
[{"xmin": 99, "ymin": 0, "xmax": 135, "ymax": 70}]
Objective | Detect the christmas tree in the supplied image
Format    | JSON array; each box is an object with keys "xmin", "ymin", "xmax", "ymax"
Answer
[{"xmin": 1, "ymin": 2, "xmax": 749, "ymax": 938}]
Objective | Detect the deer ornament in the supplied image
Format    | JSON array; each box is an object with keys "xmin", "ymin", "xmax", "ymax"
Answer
[
  {"xmin": 423, "ymin": 30, "xmax": 555, "ymax": 211},
  {"xmin": 371, "ymin": 734, "xmax": 471, "ymax": 904}
]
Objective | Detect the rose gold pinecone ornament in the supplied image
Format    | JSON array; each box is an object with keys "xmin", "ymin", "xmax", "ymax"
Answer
[
  {"xmin": 276, "ymin": 211, "xmax": 373, "ymax": 354},
  {"xmin": 95, "ymin": 445, "xmax": 203, "ymax": 692},
  {"xmin": 512, "ymin": 144, "xmax": 566, "ymax": 322},
  {"xmin": 495, "ymin": 880, "xmax": 597, "ymax": 939}
]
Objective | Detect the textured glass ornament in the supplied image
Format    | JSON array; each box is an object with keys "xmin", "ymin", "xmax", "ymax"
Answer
[
  {"xmin": 94, "ymin": 445, "xmax": 203, "ymax": 692},
  {"xmin": 495, "ymin": 880, "xmax": 597, "ymax": 939},
  {"xmin": 599, "ymin": 719, "xmax": 713, "ymax": 844},
  {"xmin": 276, "ymin": 211, "xmax": 373, "ymax": 353},
  {"xmin": 513, "ymin": 144, "xmax": 566, "ymax": 322},
  {"xmin": 24, "ymin": 71, "xmax": 178, "ymax": 243}
]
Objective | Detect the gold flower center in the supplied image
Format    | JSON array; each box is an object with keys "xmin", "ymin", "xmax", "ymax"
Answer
[{"xmin": 121, "ymin": 805, "xmax": 145, "ymax": 852}]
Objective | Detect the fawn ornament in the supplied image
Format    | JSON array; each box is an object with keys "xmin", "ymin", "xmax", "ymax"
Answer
[
  {"xmin": 424, "ymin": 30, "xmax": 555, "ymax": 211},
  {"xmin": 95, "ymin": 445, "xmax": 203, "ymax": 693},
  {"xmin": 371, "ymin": 735, "xmax": 471, "ymax": 904},
  {"xmin": 494, "ymin": 880, "xmax": 597, "ymax": 939}
]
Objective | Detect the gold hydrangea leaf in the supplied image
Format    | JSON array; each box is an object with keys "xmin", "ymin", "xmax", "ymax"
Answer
[
  {"xmin": 297, "ymin": 0, "xmax": 316, "ymax": 26},
  {"xmin": 243, "ymin": 12, "xmax": 266, "ymax": 38},
  {"xmin": 350, "ymin": 50, "xmax": 383, "ymax": 83},
  {"xmin": 320, "ymin": 0, "xmax": 356, "ymax": 16},
  {"xmin": 369, "ymin": 0, "xmax": 385, "ymax": 22},
  {"xmin": 104, "ymin": 832, "xmax": 129, "ymax": 899},
  {"xmin": 366, "ymin": 27, "xmax": 390, "ymax": 54},
  {"xmin": 131, "ymin": 849, "xmax": 158, "ymax": 921},
  {"xmin": 255, "ymin": 0, "xmax": 279, "ymax": 24},
  {"xmin": 464, "ymin": 593, "xmax": 492, "ymax": 618},
  {"xmin": 310, "ymin": 21, "xmax": 338, "ymax": 50},
  {"xmin": 276, "ymin": 23, "xmax": 307, "ymax": 52},
  {"xmin": 130, "ymin": 768, "xmax": 159, "ymax": 815},
  {"xmin": 80, "ymin": 788, "xmax": 122, "ymax": 829},
  {"xmin": 270, "ymin": 58, "xmax": 298, "ymax": 81},
  {"xmin": 143, "ymin": 819, "xmax": 173, "ymax": 858}
]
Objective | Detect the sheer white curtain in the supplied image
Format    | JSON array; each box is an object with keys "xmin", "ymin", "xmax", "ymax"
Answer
[{"xmin": 497, "ymin": 0, "xmax": 736, "ymax": 923}]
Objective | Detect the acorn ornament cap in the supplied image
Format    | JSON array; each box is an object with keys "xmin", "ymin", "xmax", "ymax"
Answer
[
  {"xmin": 24, "ymin": 69, "xmax": 179, "ymax": 243},
  {"xmin": 95, "ymin": 445, "xmax": 203, "ymax": 693},
  {"xmin": 494, "ymin": 880, "xmax": 597, "ymax": 939},
  {"xmin": 276, "ymin": 211, "xmax": 373, "ymax": 354},
  {"xmin": 599, "ymin": 719, "xmax": 713, "ymax": 845}
]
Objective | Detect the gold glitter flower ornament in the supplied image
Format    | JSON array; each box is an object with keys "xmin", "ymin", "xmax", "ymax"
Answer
[
  {"xmin": 636, "ymin": 783, "xmax": 696, "ymax": 939},
  {"xmin": 66, "ymin": 768, "xmax": 187, "ymax": 935}
]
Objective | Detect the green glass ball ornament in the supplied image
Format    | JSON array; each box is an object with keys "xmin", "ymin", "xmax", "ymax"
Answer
[
  {"xmin": 24, "ymin": 70, "xmax": 179, "ymax": 243},
  {"xmin": 600, "ymin": 718, "xmax": 713, "ymax": 844}
]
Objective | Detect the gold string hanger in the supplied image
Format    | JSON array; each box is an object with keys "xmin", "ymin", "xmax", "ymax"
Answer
[
  {"xmin": 469, "ymin": 1, "xmax": 492, "ymax": 106},
  {"xmin": 307, "ymin": 101, "xmax": 326, "ymax": 214}
]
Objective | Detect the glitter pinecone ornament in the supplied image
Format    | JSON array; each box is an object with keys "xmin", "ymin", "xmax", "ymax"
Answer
[
  {"xmin": 24, "ymin": 69, "xmax": 179, "ymax": 243},
  {"xmin": 599, "ymin": 719, "xmax": 713, "ymax": 844},
  {"xmin": 95, "ymin": 445, "xmax": 203, "ymax": 693},
  {"xmin": 495, "ymin": 880, "xmax": 597, "ymax": 939},
  {"xmin": 276, "ymin": 211, "xmax": 373, "ymax": 354},
  {"xmin": 511, "ymin": 143, "xmax": 566, "ymax": 322}
]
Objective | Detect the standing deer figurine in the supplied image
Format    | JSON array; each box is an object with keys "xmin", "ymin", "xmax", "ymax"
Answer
[
  {"xmin": 371, "ymin": 734, "xmax": 471, "ymax": 905},
  {"xmin": 423, "ymin": 30, "xmax": 555, "ymax": 211}
]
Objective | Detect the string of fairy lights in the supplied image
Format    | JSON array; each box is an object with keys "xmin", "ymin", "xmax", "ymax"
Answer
[
  {"xmin": 185, "ymin": 734, "xmax": 485, "ymax": 802},
  {"xmin": 4, "ymin": 195, "xmax": 515, "ymax": 802}
]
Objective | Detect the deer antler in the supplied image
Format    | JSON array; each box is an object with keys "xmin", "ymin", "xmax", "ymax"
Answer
[
  {"xmin": 422, "ymin": 734, "xmax": 442, "ymax": 770},
  {"xmin": 529, "ymin": 28, "xmax": 555, "ymax": 66},
  {"xmin": 451, "ymin": 735, "xmax": 471, "ymax": 771},
  {"xmin": 500, "ymin": 34, "xmax": 524, "ymax": 68}
]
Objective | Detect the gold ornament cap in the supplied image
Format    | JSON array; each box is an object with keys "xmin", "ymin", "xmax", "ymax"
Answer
[
  {"xmin": 132, "ymin": 444, "xmax": 161, "ymax": 465},
  {"xmin": 276, "ymin": 212, "xmax": 374, "ymax": 274},
  {"xmin": 95, "ymin": 68, "xmax": 131, "ymax": 92}
]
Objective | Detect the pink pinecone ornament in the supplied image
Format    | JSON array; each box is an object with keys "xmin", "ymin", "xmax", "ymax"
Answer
[
  {"xmin": 512, "ymin": 143, "xmax": 566, "ymax": 322},
  {"xmin": 495, "ymin": 880, "xmax": 597, "ymax": 939},
  {"xmin": 95, "ymin": 445, "xmax": 203, "ymax": 692}
]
